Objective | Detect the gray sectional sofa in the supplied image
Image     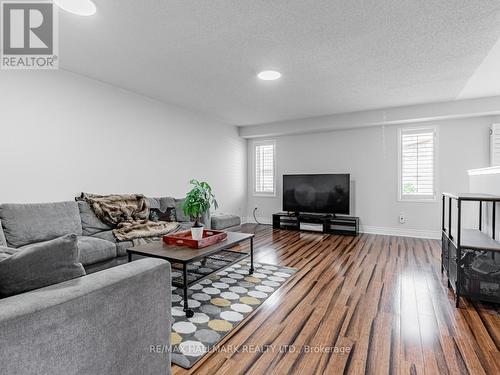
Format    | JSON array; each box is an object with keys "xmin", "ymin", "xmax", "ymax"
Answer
[
  {"xmin": 0, "ymin": 258, "xmax": 172, "ymax": 375},
  {"xmin": 0, "ymin": 196, "xmax": 202, "ymax": 375},
  {"xmin": 0, "ymin": 196, "xmax": 209, "ymax": 273}
]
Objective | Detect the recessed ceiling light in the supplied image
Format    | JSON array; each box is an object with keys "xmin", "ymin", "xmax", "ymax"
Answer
[
  {"xmin": 258, "ymin": 70, "xmax": 281, "ymax": 81},
  {"xmin": 55, "ymin": 0, "xmax": 97, "ymax": 16}
]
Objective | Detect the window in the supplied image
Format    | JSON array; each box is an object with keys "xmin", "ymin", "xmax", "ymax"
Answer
[
  {"xmin": 398, "ymin": 127, "xmax": 437, "ymax": 201},
  {"xmin": 254, "ymin": 140, "xmax": 275, "ymax": 196}
]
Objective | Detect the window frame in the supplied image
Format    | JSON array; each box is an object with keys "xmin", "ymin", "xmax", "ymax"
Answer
[
  {"xmin": 253, "ymin": 139, "xmax": 276, "ymax": 197},
  {"xmin": 397, "ymin": 126, "xmax": 439, "ymax": 202}
]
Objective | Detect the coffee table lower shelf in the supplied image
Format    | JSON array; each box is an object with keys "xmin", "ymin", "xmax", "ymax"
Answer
[
  {"xmin": 126, "ymin": 232, "xmax": 255, "ymax": 317},
  {"xmin": 170, "ymin": 249, "xmax": 249, "ymax": 288},
  {"xmin": 172, "ymin": 249, "xmax": 253, "ymax": 317}
]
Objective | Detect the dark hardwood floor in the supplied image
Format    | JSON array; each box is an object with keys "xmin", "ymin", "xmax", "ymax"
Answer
[{"xmin": 173, "ymin": 224, "xmax": 500, "ymax": 375}]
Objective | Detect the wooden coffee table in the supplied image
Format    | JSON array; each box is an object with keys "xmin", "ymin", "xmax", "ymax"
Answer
[{"xmin": 127, "ymin": 231, "xmax": 254, "ymax": 317}]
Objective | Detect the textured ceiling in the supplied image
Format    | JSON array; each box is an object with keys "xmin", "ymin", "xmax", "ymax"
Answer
[{"xmin": 59, "ymin": 0, "xmax": 500, "ymax": 125}]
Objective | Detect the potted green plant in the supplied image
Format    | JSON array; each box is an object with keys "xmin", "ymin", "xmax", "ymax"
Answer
[{"xmin": 182, "ymin": 179, "xmax": 218, "ymax": 240}]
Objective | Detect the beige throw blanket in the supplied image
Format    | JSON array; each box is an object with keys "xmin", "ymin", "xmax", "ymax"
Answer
[{"xmin": 78, "ymin": 193, "xmax": 180, "ymax": 242}]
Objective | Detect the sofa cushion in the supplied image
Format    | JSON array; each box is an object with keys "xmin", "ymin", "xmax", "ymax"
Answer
[
  {"xmin": 0, "ymin": 234, "xmax": 85, "ymax": 298},
  {"xmin": 77, "ymin": 201, "xmax": 113, "ymax": 236},
  {"xmin": 0, "ymin": 246, "xmax": 16, "ymax": 261},
  {"xmin": 159, "ymin": 197, "xmax": 176, "ymax": 211},
  {"xmin": 149, "ymin": 207, "xmax": 176, "ymax": 222},
  {"xmin": 77, "ymin": 236, "xmax": 117, "ymax": 266},
  {"xmin": 91, "ymin": 230, "xmax": 134, "ymax": 257},
  {"xmin": 91, "ymin": 230, "xmax": 116, "ymax": 243},
  {"xmin": 0, "ymin": 202, "xmax": 83, "ymax": 248},
  {"xmin": 175, "ymin": 198, "xmax": 190, "ymax": 222},
  {"xmin": 0, "ymin": 220, "xmax": 6, "ymax": 247},
  {"xmin": 148, "ymin": 198, "xmax": 161, "ymax": 210},
  {"xmin": 149, "ymin": 197, "xmax": 176, "ymax": 211}
]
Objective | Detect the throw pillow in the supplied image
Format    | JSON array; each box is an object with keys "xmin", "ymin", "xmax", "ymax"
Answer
[
  {"xmin": 0, "ymin": 234, "xmax": 86, "ymax": 298},
  {"xmin": 149, "ymin": 207, "xmax": 177, "ymax": 222}
]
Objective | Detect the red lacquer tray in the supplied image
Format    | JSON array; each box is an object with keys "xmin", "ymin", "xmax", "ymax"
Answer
[{"xmin": 163, "ymin": 229, "xmax": 228, "ymax": 249}]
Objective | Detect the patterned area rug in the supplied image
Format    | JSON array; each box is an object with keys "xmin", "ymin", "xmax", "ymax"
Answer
[{"xmin": 170, "ymin": 258, "xmax": 296, "ymax": 369}]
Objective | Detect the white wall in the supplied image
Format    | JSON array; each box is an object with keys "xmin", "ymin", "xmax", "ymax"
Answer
[
  {"xmin": 0, "ymin": 70, "xmax": 247, "ymax": 217},
  {"xmin": 0, "ymin": 69, "xmax": 495, "ymax": 237},
  {"xmin": 247, "ymin": 117, "xmax": 492, "ymax": 238}
]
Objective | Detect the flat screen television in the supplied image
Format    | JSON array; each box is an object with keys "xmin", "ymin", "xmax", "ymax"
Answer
[{"xmin": 283, "ymin": 174, "xmax": 350, "ymax": 214}]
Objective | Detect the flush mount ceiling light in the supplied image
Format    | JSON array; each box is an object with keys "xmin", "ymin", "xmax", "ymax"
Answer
[
  {"xmin": 55, "ymin": 0, "xmax": 97, "ymax": 16},
  {"xmin": 257, "ymin": 70, "xmax": 282, "ymax": 81}
]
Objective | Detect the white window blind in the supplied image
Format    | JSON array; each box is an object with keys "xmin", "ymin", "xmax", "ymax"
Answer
[
  {"xmin": 399, "ymin": 127, "xmax": 436, "ymax": 200},
  {"xmin": 254, "ymin": 141, "xmax": 275, "ymax": 195},
  {"xmin": 490, "ymin": 124, "xmax": 500, "ymax": 166}
]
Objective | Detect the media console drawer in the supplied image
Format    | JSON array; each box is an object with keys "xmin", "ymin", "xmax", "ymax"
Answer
[{"xmin": 300, "ymin": 223, "xmax": 323, "ymax": 232}]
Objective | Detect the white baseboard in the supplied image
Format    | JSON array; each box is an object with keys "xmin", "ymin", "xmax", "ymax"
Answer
[
  {"xmin": 246, "ymin": 216, "xmax": 272, "ymax": 225},
  {"xmin": 245, "ymin": 217, "xmax": 440, "ymax": 239},
  {"xmin": 360, "ymin": 225, "xmax": 441, "ymax": 240}
]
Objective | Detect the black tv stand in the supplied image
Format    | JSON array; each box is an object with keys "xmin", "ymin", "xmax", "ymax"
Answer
[{"xmin": 273, "ymin": 212, "xmax": 359, "ymax": 236}]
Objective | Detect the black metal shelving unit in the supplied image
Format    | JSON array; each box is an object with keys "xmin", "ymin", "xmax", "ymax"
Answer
[{"xmin": 442, "ymin": 192, "xmax": 500, "ymax": 307}]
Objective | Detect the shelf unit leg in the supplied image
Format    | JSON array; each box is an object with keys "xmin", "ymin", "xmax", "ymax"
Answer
[
  {"xmin": 479, "ymin": 200, "xmax": 482, "ymax": 231},
  {"xmin": 456, "ymin": 199, "xmax": 462, "ymax": 309},
  {"xmin": 448, "ymin": 197, "xmax": 453, "ymax": 240},
  {"xmin": 493, "ymin": 202, "xmax": 496, "ymax": 240},
  {"xmin": 441, "ymin": 195, "xmax": 445, "ymax": 274}
]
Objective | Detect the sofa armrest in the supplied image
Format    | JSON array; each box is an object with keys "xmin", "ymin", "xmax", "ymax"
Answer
[{"xmin": 0, "ymin": 258, "xmax": 171, "ymax": 375}]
